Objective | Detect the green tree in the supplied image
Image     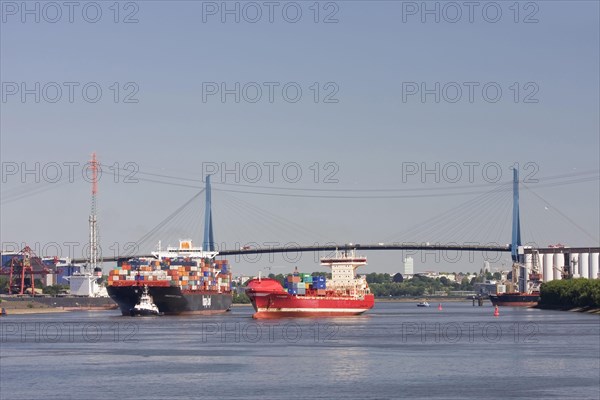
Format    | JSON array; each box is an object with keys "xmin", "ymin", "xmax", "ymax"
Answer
[
  {"xmin": 460, "ymin": 277, "xmax": 471, "ymax": 290},
  {"xmin": 540, "ymin": 279, "xmax": 600, "ymax": 308},
  {"xmin": 393, "ymin": 273, "xmax": 404, "ymax": 283},
  {"xmin": 232, "ymin": 292, "xmax": 251, "ymax": 304},
  {"xmin": 42, "ymin": 284, "xmax": 69, "ymax": 296},
  {"xmin": 0, "ymin": 276, "xmax": 9, "ymax": 293}
]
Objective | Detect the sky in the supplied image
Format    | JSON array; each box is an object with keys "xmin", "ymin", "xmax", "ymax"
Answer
[{"xmin": 1, "ymin": 0, "xmax": 599, "ymax": 276}]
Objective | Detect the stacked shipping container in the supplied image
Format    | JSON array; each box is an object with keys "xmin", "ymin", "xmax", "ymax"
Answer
[
  {"xmin": 108, "ymin": 258, "xmax": 232, "ymax": 293},
  {"xmin": 283, "ymin": 273, "xmax": 327, "ymax": 296}
]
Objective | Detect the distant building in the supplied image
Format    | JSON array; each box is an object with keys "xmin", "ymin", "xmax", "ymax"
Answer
[
  {"xmin": 484, "ymin": 261, "xmax": 490, "ymax": 274},
  {"xmin": 438, "ymin": 273, "xmax": 456, "ymax": 282},
  {"xmin": 473, "ymin": 282, "xmax": 497, "ymax": 295},
  {"xmin": 403, "ymin": 257, "xmax": 414, "ymax": 276},
  {"xmin": 414, "ymin": 271, "xmax": 437, "ymax": 278},
  {"xmin": 234, "ymin": 275, "xmax": 252, "ymax": 285}
]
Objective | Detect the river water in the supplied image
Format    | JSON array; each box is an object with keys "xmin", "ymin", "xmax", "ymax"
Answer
[{"xmin": 1, "ymin": 302, "xmax": 598, "ymax": 400}]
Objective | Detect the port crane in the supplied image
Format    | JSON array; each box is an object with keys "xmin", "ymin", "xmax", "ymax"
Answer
[{"xmin": 0, "ymin": 246, "xmax": 53, "ymax": 295}]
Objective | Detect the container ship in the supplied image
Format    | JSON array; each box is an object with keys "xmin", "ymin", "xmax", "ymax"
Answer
[
  {"xmin": 107, "ymin": 240, "xmax": 232, "ymax": 315},
  {"xmin": 245, "ymin": 249, "xmax": 374, "ymax": 318}
]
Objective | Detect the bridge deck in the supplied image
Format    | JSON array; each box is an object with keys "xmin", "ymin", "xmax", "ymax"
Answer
[{"xmin": 71, "ymin": 244, "xmax": 600, "ymax": 264}]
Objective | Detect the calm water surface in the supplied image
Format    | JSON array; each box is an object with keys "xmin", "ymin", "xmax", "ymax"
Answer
[{"xmin": 1, "ymin": 302, "xmax": 599, "ymax": 400}]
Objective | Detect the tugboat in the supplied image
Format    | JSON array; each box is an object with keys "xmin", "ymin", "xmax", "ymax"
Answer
[{"xmin": 130, "ymin": 286, "xmax": 161, "ymax": 316}]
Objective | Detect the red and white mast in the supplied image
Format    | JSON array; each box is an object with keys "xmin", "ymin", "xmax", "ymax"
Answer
[{"xmin": 88, "ymin": 152, "xmax": 99, "ymax": 272}]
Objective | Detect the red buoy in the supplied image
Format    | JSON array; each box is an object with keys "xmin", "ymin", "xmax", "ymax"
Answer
[
  {"xmin": 438, "ymin": 303, "xmax": 442, "ymax": 311},
  {"xmin": 493, "ymin": 305, "xmax": 500, "ymax": 317}
]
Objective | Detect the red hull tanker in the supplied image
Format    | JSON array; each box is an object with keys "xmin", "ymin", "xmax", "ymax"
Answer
[
  {"xmin": 246, "ymin": 249, "xmax": 375, "ymax": 319},
  {"xmin": 246, "ymin": 278, "xmax": 375, "ymax": 319}
]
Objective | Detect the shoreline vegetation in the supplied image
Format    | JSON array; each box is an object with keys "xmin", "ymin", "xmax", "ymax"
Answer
[{"xmin": 537, "ymin": 278, "xmax": 600, "ymax": 313}]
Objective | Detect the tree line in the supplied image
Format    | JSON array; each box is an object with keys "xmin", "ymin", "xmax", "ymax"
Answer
[
  {"xmin": 539, "ymin": 279, "xmax": 600, "ymax": 308},
  {"xmin": 366, "ymin": 274, "xmax": 476, "ymax": 297}
]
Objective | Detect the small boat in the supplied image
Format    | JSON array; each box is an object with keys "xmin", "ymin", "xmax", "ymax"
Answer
[
  {"xmin": 130, "ymin": 286, "xmax": 161, "ymax": 316},
  {"xmin": 416, "ymin": 301, "xmax": 430, "ymax": 307}
]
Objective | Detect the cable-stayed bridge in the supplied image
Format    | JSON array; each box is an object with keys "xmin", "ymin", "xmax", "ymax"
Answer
[{"xmin": 68, "ymin": 169, "xmax": 600, "ymax": 282}]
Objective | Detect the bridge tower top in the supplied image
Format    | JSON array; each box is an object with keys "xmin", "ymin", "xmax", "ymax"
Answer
[
  {"xmin": 511, "ymin": 168, "xmax": 522, "ymax": 263},
  {"xmin": 203, "ymin": 175, "xmax": 215, "ymax": 252}
]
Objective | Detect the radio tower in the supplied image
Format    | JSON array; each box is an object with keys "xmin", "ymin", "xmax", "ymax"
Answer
[{"xmin": 88, "ymin": 152, "xmax": 99, "ymax": 273}]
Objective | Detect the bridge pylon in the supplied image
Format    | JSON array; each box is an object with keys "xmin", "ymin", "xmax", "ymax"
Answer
[{"xmin": 203, "ymin": 175, "xmax": 215, "ymax": 252}]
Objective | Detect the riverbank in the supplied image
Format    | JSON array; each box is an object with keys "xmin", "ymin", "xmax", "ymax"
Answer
[
  {"xmin": 0, "ymin": 300, "xmax": 68, "ymax": 315},
  {"xmin": 0, "ymin": 297, "xmax": 117, "ymax": 315},
  {"xmin": 535, "ymin": 304, "xmax": 600, "ymax": 314},
  {"xmin": 1, "ymin": 308, "xmax": 69, "ymax": 315}
]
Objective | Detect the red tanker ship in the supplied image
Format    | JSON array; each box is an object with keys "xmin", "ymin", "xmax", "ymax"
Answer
[{"xmin": 245, "ymin": 249, "xmax": 375, "ymax": 319}]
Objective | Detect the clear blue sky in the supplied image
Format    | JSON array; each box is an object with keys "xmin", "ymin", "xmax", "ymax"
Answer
[{"xmin": 1, "ymin": 1, "xmax": 598, "ymax": 275}]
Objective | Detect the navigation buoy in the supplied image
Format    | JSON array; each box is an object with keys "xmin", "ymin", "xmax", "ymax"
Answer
[
  {"xmin": 493, "ymin": 305, "xmax": 500, "ymax": 317},
  {"xmin": 438, "ymin": 303, "xmax": 442, "ymax": 311}
]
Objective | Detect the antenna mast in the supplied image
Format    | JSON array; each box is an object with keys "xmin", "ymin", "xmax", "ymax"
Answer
[{"xmin": 88, "ymin": 152, "xmax": 99, "ymax": 272}]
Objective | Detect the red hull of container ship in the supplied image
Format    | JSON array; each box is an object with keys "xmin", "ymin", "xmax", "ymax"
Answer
[{"xmin": 245, "ymin": 278, "xmax": 374, "ymax": 319}]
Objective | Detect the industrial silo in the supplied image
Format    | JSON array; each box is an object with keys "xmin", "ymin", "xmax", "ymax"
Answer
[
  {"xmin": 543, "ymin": 253, "xmax": 554, "ymax": 282},
  {"xmin": 553, "ymin": 253, "xmax": 564, "ymax": 280}
]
